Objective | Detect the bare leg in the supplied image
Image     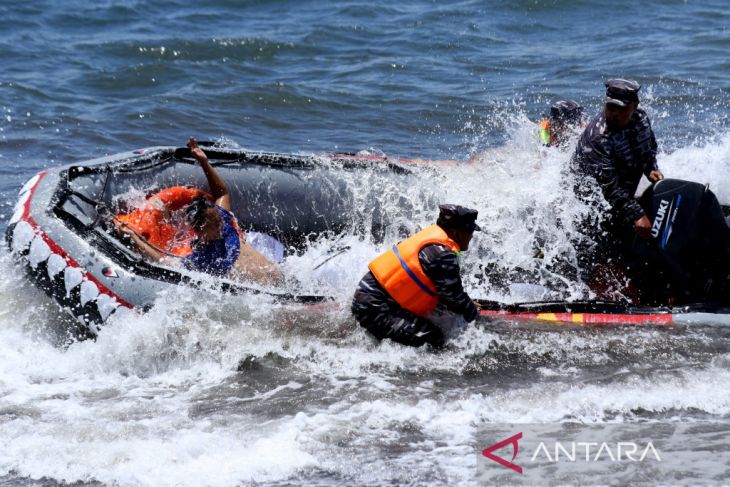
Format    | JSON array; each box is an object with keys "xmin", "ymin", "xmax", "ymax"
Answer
[{"xmin": 229, "ymin": 240, "xmax": 284, "ymax": 286}]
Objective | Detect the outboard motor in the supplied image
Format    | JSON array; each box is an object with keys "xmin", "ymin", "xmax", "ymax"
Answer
[{"xmin": 630, "ymin": 179, "xmax": 730, "ymax": 304}]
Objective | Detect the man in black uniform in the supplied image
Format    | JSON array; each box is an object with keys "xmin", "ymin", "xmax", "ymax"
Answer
[
  {"xmin": 571, "ymin": 79, "xmax": 664, "ymax": 289},
  {"xmin": 351, "ymin": 205, "xmax": 480, "ymax": 348}
]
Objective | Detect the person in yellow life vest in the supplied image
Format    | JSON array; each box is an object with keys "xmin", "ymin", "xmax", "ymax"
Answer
[
  {"xmin": 351, "ymin": 204, "xmax": 481, "ymax": 348},
  {"xmin": 538, "ymin": 99, "xmax": 584, "ymax": 148}
]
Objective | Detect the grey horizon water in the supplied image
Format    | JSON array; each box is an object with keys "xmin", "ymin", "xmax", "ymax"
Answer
[{"xmin": 2, "ymin": 1, "xmax": 730, "ymax": 486}]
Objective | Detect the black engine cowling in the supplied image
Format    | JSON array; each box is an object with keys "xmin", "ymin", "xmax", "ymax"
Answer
[{"xmin": 630, "ymin": 179, "xmax": 730, "ymax": 304}]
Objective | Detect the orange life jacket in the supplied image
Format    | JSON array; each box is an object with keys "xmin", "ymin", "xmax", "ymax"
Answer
[
  {"xmin": 116, "ymin": 186, "xmax": 212, "ymax": 256},
  {"xmin": 369, "ymin": 224, "xmax": 461, "ymax": 317}
]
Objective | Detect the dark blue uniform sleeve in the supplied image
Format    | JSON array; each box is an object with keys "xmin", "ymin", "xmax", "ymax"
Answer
[
  {"xmin": 593, "ymin": 145, "xmax": 646, "ymax": 224},
  {"xmin": 573, "ymin": 116, "xmax": 648, "ymax": 225},
  {"xmin": 419, "ymin": 244, "xmax": 478, "ymax": 322}
]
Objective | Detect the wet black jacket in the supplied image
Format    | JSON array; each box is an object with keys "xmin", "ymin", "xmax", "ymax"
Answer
[
  {"xmin": 352, "ymin": 243, "xmax": 478, "ymax": 322},
  {"xmin": 572, "ymin": 107, "xmax": 658, "ymax": 224}
]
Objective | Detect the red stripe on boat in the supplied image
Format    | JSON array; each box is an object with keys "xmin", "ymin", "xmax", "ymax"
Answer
[
  {"xmin": 480, "ymin": 309, "xmax": 673, "ymax": 326},
  {"xmin": 20, "ymin": 171, "xmax": 134, "ymax": 310}
]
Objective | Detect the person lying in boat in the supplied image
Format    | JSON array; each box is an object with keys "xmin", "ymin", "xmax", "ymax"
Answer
[
  {"xmin": 351, "ymin": 204, "xmax": 481, "ymax": 348},
  {"xmin": 117, "ymin": 137, "xmax": 284, "ymax": 286}
]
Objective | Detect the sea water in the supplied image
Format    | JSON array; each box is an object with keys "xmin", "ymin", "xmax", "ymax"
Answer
[{"xmin": 1, "ymin": 1, "xmax": 730, "ymax": 485}]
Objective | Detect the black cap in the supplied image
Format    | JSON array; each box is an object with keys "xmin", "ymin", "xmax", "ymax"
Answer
[
  {"xmin": 550, "ymin": 100, "xmax": 583, "ymax": 123},
  {"xmin": 604, "ymin": 78, "xmax": 641, "ymax": 107},
  {"xmin": 436, "ymin": 204, "xmax": 481, "ymax": 232}
]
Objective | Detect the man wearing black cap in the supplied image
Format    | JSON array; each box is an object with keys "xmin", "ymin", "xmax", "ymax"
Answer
[
  {"xmin": 571, "ymin": 79, "xmax": 664, "ymax": 288},
  {"xmin": 351, "ymin": 204, "xmax": 481, "ymax": 348}
]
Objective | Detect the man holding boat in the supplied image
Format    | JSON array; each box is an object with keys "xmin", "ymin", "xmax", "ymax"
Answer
[
  {"xmin": 571, "ymin": 79, "xmax": 664, "ymax": 294},
  {"xmin": 351, "ymin": 205, "xmax": 481, "ymax": 348}
]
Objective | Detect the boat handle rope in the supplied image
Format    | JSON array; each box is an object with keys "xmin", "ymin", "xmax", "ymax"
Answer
[{"xmin": 311, "ymin": 245, "xmax": 351, "ymax": 270}]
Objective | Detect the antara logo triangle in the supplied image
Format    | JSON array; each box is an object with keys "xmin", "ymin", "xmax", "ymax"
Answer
[{"xmin": 482, "ymin": 432, "xmax": 523, "ymax": 474}]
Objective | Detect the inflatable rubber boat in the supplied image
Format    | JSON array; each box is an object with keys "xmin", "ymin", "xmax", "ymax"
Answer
[
  {"xmin": 6, "ymin": 142, "xmax": 730, "ymax": 336},
  {"xmin": 5, "ymin": 143, "xmax": 428, "ymax": 336}
]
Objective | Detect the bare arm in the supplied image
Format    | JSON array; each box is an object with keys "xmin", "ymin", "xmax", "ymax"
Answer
[
  {"xmin": 187, "ymin": 136, "xmax": 232, "ymax": 211},
  {"xmin": 117, "ymin": 224, "xmax": 166, "ymax": 262}
]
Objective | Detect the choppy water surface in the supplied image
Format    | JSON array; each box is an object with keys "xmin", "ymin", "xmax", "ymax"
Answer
[{"xmin": 2, "ymin": 1, "xmax": 730, "ymax": 485}]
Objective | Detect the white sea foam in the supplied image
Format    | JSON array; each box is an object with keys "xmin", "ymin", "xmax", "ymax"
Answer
[{"xmin": 660, "ymin": 132, "xmax": 730, "ymax": 203}]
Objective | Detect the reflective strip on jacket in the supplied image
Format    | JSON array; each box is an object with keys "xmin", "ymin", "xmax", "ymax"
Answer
[
  {"xmin": 368, "ymin": 224, "xmax": 461, "ymax": 317},
  {"xmin": 538, "ymin": 119, "xmax": 553, "ymax": 146}
]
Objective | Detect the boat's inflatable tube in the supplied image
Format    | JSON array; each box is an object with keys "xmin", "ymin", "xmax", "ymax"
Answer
[
  {"xmin": 477, "ymin": 299, "xmax": 730, "ymax": 326},
  {"xmin": 4, "ymin": 144, "xmax": 430, "ymax": 336}
]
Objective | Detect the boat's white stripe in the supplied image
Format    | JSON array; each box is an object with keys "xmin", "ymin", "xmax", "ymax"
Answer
[
  {"xmin": 11, "ymin": 221, "xmax": 35, "ymax": 253},
  {"xmin": 9, "ymin": 204, "xmax": 26, "ymax": 225},
  {"xmin": 46, "ymin": 253, "xmax": 67, "ymax": 279},
  {"xmin": 18, "ymin": 174, "xmax": 40, "ymax": 196},
  {"xmin": 9, "ymin": 190, "xmax": 31, "ymax": 224},
  {"xmin": 13, "ymin": 190, "xmax": 31, "ymax": 215},
  {"xmin": 63, "ymin": 267, "xmax": 83, "ymax": 296},
  {"xmin": 28, "ymin": 236, "xmax": 51, "ymax": 269},
  {"xmin": 80, "ymin": 280, "xmax": 99, "ymax": 306}
]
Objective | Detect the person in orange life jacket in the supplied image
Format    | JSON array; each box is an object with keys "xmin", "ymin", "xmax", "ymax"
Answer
[
  {"xmin": 351, "ymin": 205, "xmax": 481, "ymax": 348},
  {"xmin": 538, "ymin": 99, "xmax": 585, "ymax": 148},
  {"xmin": 117, "ymin": 137, "xmax": 284, "ymax": 286}
]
